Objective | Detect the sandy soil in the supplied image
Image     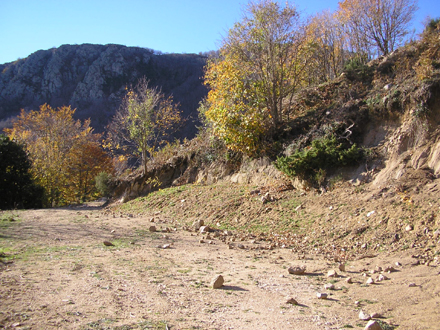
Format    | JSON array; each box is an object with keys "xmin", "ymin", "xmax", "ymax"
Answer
[{"xmin": 1, "ymin": 188, "xmax": 439, "ymax": 330}]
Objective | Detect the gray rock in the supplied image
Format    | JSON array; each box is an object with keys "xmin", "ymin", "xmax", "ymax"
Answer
[
  {"xmin": 211, "ymin": 275, "xmax": 224, "ymax": 289},
  {"xmin": 288, "ymin": 266, "xmax": 306, "ymax": 275},
  {"xmin": 193, "ymin": 220, "xmax": 204, "ymax": 231},
  {"xmin": 286, "ymin": 298, "xmax": 298, "ymax": 305}
]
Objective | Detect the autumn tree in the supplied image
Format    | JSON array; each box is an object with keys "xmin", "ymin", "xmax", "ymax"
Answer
[
  {"xmin": 6, "ymin": 104, "xmax": 112, "ymax": 206},
  {"xmin": 338, "ymin": 0, "xmax": 418, "ymax": 57},
  {"xmin": 107, "ymin": 78, "xmax": 182, "ymax": 175},
  {"xmin": 307, "ymin": 10, "xmax": 348, "ymax": 83},
  {"xmin": 0, "ymin": 134, "xmax": 44, "ymax": 209},
  {"xmin": 203, "ymin": 0, "xmax": 312, "ymax": 155}
]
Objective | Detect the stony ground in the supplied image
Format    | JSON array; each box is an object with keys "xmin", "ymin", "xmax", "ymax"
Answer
[{"xmin": 1, "ymin": 177, "xmax": 439, "ymax": 330}]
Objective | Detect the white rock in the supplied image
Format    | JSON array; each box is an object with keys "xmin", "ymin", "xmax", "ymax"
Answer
[
  {"xmin": 316, "ymin": 292, "xmax": 328, "ymax": 299},
  {"xmin": 377, "ymin": 274, "xmax": 389, "ymax": 282},
  {"xmin": 359, "ymin": 310, "xmax": 371, "ymax": 321},
  {"xmin": 327, "ymin": 269, "xmax": 338, "ymax": 278},
  {"xmin": 364, "ymin": 320, "xmax": 383, "ymax": 330},
  {"xmin": 199, "ymin": 226, "xmax": 211, "ymax": 233},
  {"xmin": 405, "ymin": 225, "xmax": 413, "ymax": 232},
  {"xmin": 366, "ymin": 277, "xmax": 375, "ymax": 284},
  {"xmin": 324, "ymin": 283, "xmax": 335, "ymax": 290},
  {"xmin": 408, "ymin": 282, "xmax": 417, "ymax": 287}
]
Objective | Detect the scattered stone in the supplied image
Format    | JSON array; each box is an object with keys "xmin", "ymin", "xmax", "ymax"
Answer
[
  {"xmin": 237, "ymin": 244, "xmax": 245, "ymax": 249},
  {"xmin": 261, "ymin": 192, "xmax": 272, "ymax": 204},
  {"xmin": 149, "ymin": 226, "xmax": 156, "ymax": 232},
  {"xmin": 338, "ymin": 263, "xmax": 346, "ymax": 272},
  {"xmin": 288, "ymin": 265, "xmax": 306, "ymax": 275},
  {"xmin": 359, "ymin": 310, "xmax": 372, "ymax": 321},
  {"xmin": 324, "ymin": 283, "xmax": 335, "ymax": 290},
  {"xmin": 199, "ymin": 239, "xmax": 205, "ymax": 244},
  {"xmin": 162, "ymin": 244, "xmax": 171, "ymax": 249},
  {"xmin": 408, "ymin": 282, "xmax": 417, "ymax": 287},
  {"xmin": 316, "ymin": 292, "xmax": 328, "ymax": 299},
  {"xmin": 327, "ymin": 269, "xmax": 338, "ymax": 278},
  {"xmin": 366, "ymin": 277, "xmax": 375, "ymax": 284},
  {"xmin": 103, "ymin": 241, "xmax": 114, "ymax": 246},
  {"xmin": 193, "ymin": 220, "xmax": 204, "ymax": 231},
  {"xmin": 346, "ymin": 277, "xmax": 353, "ymax": 284},
  {"xmin": 364, "ymin": 320, "xmax": 383, "ymax": 330},
  {"xmin": 199, "ymin": 226, "xmax": 211, "ymax": 234},
  {"xmin": 395, "ymin": 261, "xmax": 402, "ymax": 267},
  {"xmin": 295, "ymin": 204, "xmax": 303, "ymax": 212},
  {"xmin": 355, "ymin": 300, "xmax": 360, "ymax": 306},
  {"xmin": 377, "ymin": 274, "xmax": 389, "ymax": 282},
  {"xmin": 211, "ymin": 275, "xmax": 224, "ymax": 289},
  {"xmin": 405, "ymin": 225, "xmax": 413, "ymax": 232},
  {"xmin": 286, "ymin": 297, "xmax": 298, "ymax": 305},
  {"xmin": 384, "ymin": 266, "xmax": 396, "ymax": 273},
  {"xmin": 371, "ymin": 312, "xmax": 382, "ymax": 318}
]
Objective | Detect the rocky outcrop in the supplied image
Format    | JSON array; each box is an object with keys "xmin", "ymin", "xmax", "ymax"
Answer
[{"xmin": 0, "ymin": 44, "xmax": 208, "ymax": 135}]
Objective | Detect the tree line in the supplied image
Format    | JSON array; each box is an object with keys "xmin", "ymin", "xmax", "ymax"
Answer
[{"xmin": 203, "ymin": 0, "xmax": 419, "ymax": 156}]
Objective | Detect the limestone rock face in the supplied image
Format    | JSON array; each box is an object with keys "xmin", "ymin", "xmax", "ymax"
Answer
[{"xmin": 0, "ymin": 44, "xmax": 207, "ymax": 135}]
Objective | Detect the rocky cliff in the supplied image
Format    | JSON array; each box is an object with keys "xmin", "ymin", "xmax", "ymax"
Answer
[{"xmin": 0, "ymin": 44, "xmax": 208, "ymax": 135}]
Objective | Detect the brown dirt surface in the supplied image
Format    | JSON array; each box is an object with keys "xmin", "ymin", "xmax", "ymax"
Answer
[{"xmin": 1, "ymin": 178, "xmax": 440, "ymax": 330}]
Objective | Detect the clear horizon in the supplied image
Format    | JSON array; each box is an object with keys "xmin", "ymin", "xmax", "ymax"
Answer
[{"xmin": 0, "ymin": 0, "xmax": 438, "ymax": 65}]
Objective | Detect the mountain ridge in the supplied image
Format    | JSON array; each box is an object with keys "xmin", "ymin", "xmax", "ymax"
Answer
[{"xmin": 0, "ymin": 43, "xmax": 208, "ymax": 136}]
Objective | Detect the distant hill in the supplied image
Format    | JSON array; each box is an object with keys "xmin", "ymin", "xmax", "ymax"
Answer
[{"xmin": 0, "ymin": 44, "xmax": 208, "ymax": 137}]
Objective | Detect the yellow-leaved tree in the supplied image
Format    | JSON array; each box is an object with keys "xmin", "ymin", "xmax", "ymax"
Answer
[
  {"xmin": 106, "ymin": 78, "xmax": 182, "ymax": 175},
  {"xmin": 6, "ymin": 104, "xmax": 113, "ymax": 206},
  {"xmin": 203, "ymin": 0, "xmax": 312, "ymax": 156}
]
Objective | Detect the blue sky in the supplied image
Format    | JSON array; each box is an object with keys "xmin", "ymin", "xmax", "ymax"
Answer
[{"xmin": 0, "ymin": 0, "xmax": 438, "ymax": 64}]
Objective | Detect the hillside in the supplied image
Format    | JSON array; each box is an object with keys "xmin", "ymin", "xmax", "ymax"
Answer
[{"xmin": 0, "ymin": 44, "xmax": 208, "ymax": 136}]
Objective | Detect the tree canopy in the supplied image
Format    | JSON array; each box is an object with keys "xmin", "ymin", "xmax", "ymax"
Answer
[
  {"xmin": 106, "ymin": 78, "xmax": 182, "ymax": 175},
  {"xmin": 338, "ymin": 0, "xmax": 418, "ymax": 56},
  {"xmin": 203, "ymin": 0, "xmax": 311, "ymax": 155},
  {"xmin": 0, "ymin": 134, "xmax": 43, "ymax": 209},
  {"xmin": 5, "ymin": 104, "xmax": 112, "ymax": 206}
]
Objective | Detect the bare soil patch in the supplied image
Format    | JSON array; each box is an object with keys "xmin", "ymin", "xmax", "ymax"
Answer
[{"xmin": 1, "ymin": 179, "xmax": 439, "ymax": 329}]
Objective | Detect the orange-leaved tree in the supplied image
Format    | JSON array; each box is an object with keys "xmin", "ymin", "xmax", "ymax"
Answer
[{"xmin": 5, "ymin": 104, "xmax": 113, "ymax": 206}]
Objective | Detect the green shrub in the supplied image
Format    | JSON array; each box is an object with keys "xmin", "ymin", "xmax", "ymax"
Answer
[
  {"xmin": 343, "ymin": 56, "xmax": 373, "ymax": 81},
  {"xmin": 274, "ymin": 136, "xmax": 364, "ymax": 186},
  {"xmin": 95, "ymin": 172, "xmax": 113, "ymax": 197}
]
